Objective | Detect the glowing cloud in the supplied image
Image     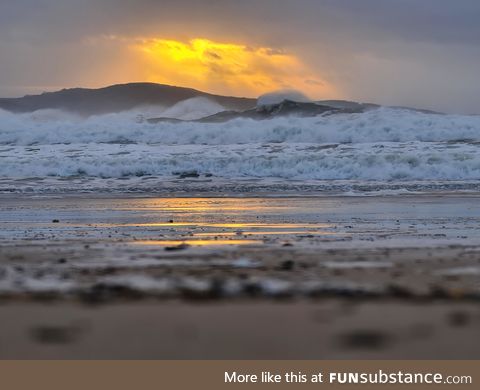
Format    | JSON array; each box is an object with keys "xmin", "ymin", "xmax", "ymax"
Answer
[{"xmin": 132, "ymin": 38, "xmax": 336, "ymax": 98}]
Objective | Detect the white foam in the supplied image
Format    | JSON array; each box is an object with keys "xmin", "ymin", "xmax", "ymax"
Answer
[
  {"xmin": 2, "ymin": 105, "xmax": 480, "ymax": 184},
  {"xmin": 1, "ymin": 107, "xmax": 480, "ymax": 146},
  {"xmin": 257, "ymin": 90, "xmax": 310, "ymax": 106},
  {"xmin": 159, "ymin": 97, "xmax": 226, "ymax": 120},
  {"xmin": 1, "ymin": 141, "xmax": 480, "ymax": 181}
]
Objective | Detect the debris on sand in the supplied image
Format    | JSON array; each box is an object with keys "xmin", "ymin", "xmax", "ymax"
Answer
[{"xmin": 164, "ymin": 243, "xmax": 190, "ymax": 251}]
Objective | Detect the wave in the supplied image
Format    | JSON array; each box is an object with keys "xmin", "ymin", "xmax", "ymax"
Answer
[
  {"xmin": 2, "ymin": 142, "xmax": 480, "ymax": 181},
  {"xmin": 2, "ymin": 103, "xmax": 480, "ymax": 186},
  {"xmin": 1, "ymin": 107, "xmax": 480, "ymax": 146}
]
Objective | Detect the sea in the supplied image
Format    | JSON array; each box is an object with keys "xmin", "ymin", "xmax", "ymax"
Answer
[{"xmin": 1, "ymin": 98, "xmax": 480, "ymax": 195}]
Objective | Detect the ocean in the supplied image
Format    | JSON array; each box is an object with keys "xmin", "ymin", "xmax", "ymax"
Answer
[{"xmin": 1, "ymin": 103, "xmax": 480, "ymax": 194}]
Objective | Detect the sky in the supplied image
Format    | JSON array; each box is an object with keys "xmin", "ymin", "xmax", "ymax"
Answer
[{"xmin": 1, "ymin": 0, "xmax": 480, "ymax": 113}]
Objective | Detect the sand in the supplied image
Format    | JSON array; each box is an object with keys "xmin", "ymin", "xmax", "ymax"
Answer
[
  {"xmin": 0, "ymin": 300, "xmax": 479, "ymax": 359},
  {"xmin": 0, "ymin": 195, "xmax": 479, "ymax": 358}
]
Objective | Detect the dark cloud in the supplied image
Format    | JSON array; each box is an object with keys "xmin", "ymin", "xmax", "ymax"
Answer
[{"xmin": 1, "ymin": 0, "xmax": 480, "ymax": 113}]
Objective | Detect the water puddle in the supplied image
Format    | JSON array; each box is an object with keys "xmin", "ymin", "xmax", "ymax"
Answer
[{"xmin": 131, "ymin": 239, "xmax": 260, "ymax": 247}]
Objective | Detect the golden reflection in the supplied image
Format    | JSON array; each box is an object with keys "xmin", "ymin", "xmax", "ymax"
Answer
[
  {"xmin": 121, "ymin": 198, "xmax": 290, "ymax": 212},
  {"xmin": 110, "ymin": 198, "xmax": 338, "ymax": 245},
  {"xmin": 118, "ymin": 222, "xmax": 329, "ymax": 228},
  {"xmin": 132, "ymin": 239, "xmax": 259, "ymax": 247},
  {"xmin": 192, "ymin": 231, "xmax": 334, "ymax": 237}
]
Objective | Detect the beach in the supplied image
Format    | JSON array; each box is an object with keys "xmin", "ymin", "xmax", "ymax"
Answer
[
  {"xmin": 3, "ymin": 95, "xmax": 480, "ymax": 361},
  {"xmin": 1, "ymin": 194, "xmax": 479, "ymax": 359},
  {"xmin": 3, "ymin": 3, "xmax": 480, "ymax": 388}
]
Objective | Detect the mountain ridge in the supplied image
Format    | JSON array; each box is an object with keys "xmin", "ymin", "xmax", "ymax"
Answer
[
  {"xmin": 0, "ymin": 82, "xmax": 443, "ymax": 118},
  {"xmin": 0, "ymin": 82, "xmax": 256, "ymax": 116}
]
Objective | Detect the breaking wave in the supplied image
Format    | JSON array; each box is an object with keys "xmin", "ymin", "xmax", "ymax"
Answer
[
  {"xmin": 1, "ymin": 103, "xmax": 480, "ymax": 185},
  {"xmin": 1, "ymin": 142, "xmax": 480, "ymax": 181},
  {"xmin": 1, "ymin": 106, "xmax": 480, "ymax": 146}
]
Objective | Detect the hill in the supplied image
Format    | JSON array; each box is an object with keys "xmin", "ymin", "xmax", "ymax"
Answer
[{"xmin": 0, "ymin": 83, "xmax": 256, "ymax": 116}]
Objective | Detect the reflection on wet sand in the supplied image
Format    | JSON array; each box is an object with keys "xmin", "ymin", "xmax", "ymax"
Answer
[
  {"xmin": 132, "ymin": 239, "xmax": 260, "ymax": 246},
  {"xmin": 2, "ymin": 196, "xmax": 480, "ymax": 359},
  {"xmin": 191, "ymin": 231, "xmax": 326, "ymax": 236},
  {"xmin": 117, "ymin": 198, "xmax": 296, "ymax": 213},
  {"xmin": 117, "ymin": 220, "xmax": 337, "ymax": 245},
  {"xmin": 3, "ymin": 196, "xmax": 480, "ymax": 247},
  {"xmin": 118, "ymin": 223, "xmax": 328, "ymax": 228}
]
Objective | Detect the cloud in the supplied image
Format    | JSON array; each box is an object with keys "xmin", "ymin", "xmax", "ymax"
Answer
[
  {"xmin": 1, "ymin": 1, "xmax": 480, "ymax": 112},
  {"xmin": 120, "ymin": 37, "xmax": 336, "ymax": 98}
]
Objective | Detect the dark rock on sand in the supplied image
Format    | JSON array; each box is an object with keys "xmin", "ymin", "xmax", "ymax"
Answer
[
  {"xmin": 338, "ymin": 330, "xmax": 392, "ymax": 350},
  {"xmin": 447, "ymin": 311, "xmax": 471, "ymax": 327},
  {"xmin": 30, "ymin": 323, "xmax": 85, "ymax": 344},
  {"xmin": 164, "ymin": 243, "xmax": 190, "ymax": 251},
  {"xmin": 278, "ymin": 260, "xmax": 295, "ymax": 271},
  {"xmin": 175, "ymin": 170, "xmax": 200, "ymax": 179}
]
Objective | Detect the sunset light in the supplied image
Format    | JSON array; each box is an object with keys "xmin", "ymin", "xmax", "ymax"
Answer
[
  {"xmin": 134, "ymin": 38, "xmax": 335, "ymax": 98},
  {"xmin": 2, "ymin": 0, "xmax": 479, "ymax": 371}
]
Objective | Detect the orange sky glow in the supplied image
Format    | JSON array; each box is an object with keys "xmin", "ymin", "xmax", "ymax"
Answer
[{"xmin": 128, "ymin": 38, "xmax": 337, "ymax": 98}]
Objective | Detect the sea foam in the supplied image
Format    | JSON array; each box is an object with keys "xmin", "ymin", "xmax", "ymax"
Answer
[{"xmin": 1, "ymin": 104, "xmax": 480, "ymax": 184}]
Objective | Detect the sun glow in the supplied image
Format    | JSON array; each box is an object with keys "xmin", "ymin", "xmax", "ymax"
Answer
[{"xmin": 134, "ymin": 38, "xmax": 336, "ymax": 98}]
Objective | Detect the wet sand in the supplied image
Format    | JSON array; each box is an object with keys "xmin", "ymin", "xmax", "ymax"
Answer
[
  {"xmin": 1, "ymin": 300, "xmax": 479, "ymax": 359},
  {"xmin": 0, "ymin": 195, "xmax": 479, "ymax": 358}
]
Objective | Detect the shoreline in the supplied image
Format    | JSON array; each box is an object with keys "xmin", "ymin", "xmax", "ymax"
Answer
[{"xmin": 3, "ymin": 178, "xmax": 480, "ymax": 198}]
